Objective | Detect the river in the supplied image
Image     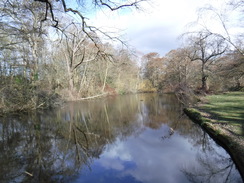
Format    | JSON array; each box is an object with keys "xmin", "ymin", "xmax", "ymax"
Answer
[{"xmin": 0, "ymin": 93, "xmax": 242, "ymax": 183}]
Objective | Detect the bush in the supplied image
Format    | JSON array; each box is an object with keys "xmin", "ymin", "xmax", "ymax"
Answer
[{"xmin": 0, "ymin": 83, "xmax": 62, "ymax": 114}]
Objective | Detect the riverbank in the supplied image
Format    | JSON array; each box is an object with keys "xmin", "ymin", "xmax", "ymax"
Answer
[
  {"xmin": 184, "ymin": 92, "xmax": 244, "ymax": 180},
  {"xmin": 0, "ymin": 85, "xmax": 62, "ymax": 115}
]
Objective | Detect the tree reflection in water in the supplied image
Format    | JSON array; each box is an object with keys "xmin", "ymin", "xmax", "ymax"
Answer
[
  {"xmin": 0, "ymin": 94, "xmax": 242, "ymax": 183},
  {"xmin": 182, "ymin": 150, "xmax": 241, "ymax": 183}
]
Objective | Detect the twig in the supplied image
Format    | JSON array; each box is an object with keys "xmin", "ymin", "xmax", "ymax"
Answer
[{"xmin": 24, "ymin": 171, "xmax": 33, "ymax": 177}]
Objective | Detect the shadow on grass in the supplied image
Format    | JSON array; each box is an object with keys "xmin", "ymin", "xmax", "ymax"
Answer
[{"xmin": 201, "ymin": 92, "xmax": 244, "ymax": 136}]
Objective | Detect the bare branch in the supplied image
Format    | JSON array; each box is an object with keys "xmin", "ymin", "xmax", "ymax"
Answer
[
  {"xmin": 73, "ymin": 49, "xmax": 86, "ymax": 71},
  {"xmin": 34, "ymin": 0, "xmax": 58, "ymax": 27},
  {"xmin": 195, "ymin": 4, "xmax": 244, "ymax": 55},
  {"xmin": 31, "ymin": 0, "xmax": 145, "ymax": 48},
  {"xmin": 97, "ymin": 0, "xmax": 146, "ymax": 11}
]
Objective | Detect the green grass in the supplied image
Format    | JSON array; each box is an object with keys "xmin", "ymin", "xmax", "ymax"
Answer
[{"xmin": 200, "ymin": 92, "xmax": 244, "ymax": 136}]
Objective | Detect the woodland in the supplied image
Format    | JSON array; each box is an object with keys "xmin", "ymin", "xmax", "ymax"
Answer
[{"xmin": 0, "ymin": 0, "xmax": 243, "ymax": 113}]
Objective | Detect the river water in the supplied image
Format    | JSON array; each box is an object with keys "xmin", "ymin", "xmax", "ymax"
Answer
[{"xmin": 0, "ymin": 93, "xmax": 242, "ymax": 183}]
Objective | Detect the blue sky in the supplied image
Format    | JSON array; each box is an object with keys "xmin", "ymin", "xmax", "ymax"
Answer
[{"xmin": 80, "ymin": 0, "xmax": 242, "ymax": 56}]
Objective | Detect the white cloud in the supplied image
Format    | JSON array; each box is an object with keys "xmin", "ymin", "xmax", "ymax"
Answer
[
  {"xmin": 89, "ymin": 0, "xmax": 240, "ymax": 56},
  {"xmin": 95, "ymin": 126, "xmax": 196, "ymax": 183}
]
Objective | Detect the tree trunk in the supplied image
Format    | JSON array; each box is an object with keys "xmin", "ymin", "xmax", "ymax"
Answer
[
  {"xmin": 202, "ymin": 76, "xmax": 208, "ymax": 91},
  {"xmin": 102, "ymin": 60, "xmax": 109, "ymax": 92},
  {"xmin": 64, "ymin": 52, "xmax": 74, "ymax": 95},
  {"xmin": 79, "ymin": 61, "xmax": 88, "ymax": 94},
  {"xmin": 201, "ymin": 62, "xmax": 208, "ymax": 92}
]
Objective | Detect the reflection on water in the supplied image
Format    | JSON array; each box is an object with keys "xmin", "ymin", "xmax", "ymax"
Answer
[{"xmin": 0, "ymin": 93, "xmax": 242, "ymax": 183}]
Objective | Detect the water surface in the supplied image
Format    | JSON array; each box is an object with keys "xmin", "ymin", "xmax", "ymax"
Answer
[{"xmin": 0, "ymin": 93, "xmax": 242, "ymax": 183}]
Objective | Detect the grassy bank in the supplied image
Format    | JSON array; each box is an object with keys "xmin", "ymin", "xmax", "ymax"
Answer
[
  {"xmin": 200, "ymin": 92, "xmax": 244, "ymax": 135},
  {"xmin": 184, "ymin": 92, "xmax": 244, "ymax": 180}
]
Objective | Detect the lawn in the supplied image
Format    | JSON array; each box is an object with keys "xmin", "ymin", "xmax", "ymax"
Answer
[{"xmin": 199, "ymin": 92, "xmax": 244, "ymax": 136}]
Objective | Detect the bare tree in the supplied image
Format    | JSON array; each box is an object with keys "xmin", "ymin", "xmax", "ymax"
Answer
[
  {"xmin": 217, "ymin": 51, "xmax": 244, "ymax": 89},
  {"xmin": 0, "ymin": 0, "xmax": 46, "ymax": 80},
  {"xmin": 142, "ymin": 52, "xmax": 166, "ymax": 90},
  {"xmin": 185, "ymin": 31, "xmax": 228, "ymax": 92},
  {"xmin": 195, "ymin": 1, "xmax": 243, "ymax": 55},
  {"xmin": 164, "ymin": 49, "xmax": 192, "ymax": 89},
  {"xmin": 57, "ymin": 24, "xmax": 104, "ymax": 97},
  {"xmin": 32, "ymin": 0, "xmax": 146, "ymax": 24},
  {"xmin": 29, "ymin": 0, "xmax": 147, "ymax": 43}
]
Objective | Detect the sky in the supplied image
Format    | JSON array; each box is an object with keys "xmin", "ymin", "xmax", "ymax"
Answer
[{"xmin": 87, "ymin": 0, "xmax": 241, "ymax": 56}]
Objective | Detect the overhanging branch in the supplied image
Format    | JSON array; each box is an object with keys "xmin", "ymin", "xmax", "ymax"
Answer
[{"xmin": 97, "ymin": 0, "xmax": 146, "ymax": 11}]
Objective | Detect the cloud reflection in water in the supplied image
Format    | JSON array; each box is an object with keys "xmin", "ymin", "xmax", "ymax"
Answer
[{"xmin": 76, "ymin": 124, "xmax": 203, "ymax": 183}]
